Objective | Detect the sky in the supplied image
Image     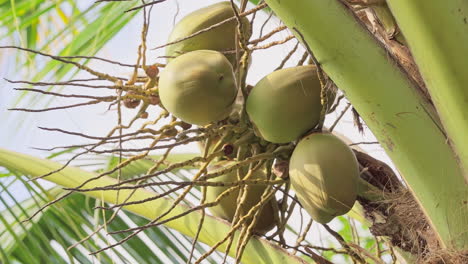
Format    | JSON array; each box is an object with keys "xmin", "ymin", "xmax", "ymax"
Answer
[{"xmin": 0, "ymin": 1, "xmax": 396, "ymax": 263}]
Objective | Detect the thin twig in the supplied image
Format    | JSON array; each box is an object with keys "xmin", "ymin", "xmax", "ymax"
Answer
[
  {"xmin": 125, "ymin": 0, "xmax": 167, "ymax": 13},
  {"xmin": 152, "ymin": 3, "xmax": 267, "ymax": 50},
  {"xmin": 329, "ymin": 103, "xmax": 352, "ymax": 132},
  {"xmin": 250, "ymin": 35, "xmax": 294, "ymax": 50},
  {"xmin": 9, "ymin": 99, "xmax": 104, "ymax": 112},
  {"xmin": 322, "ymin": 224, "xmax": 366, "ymax": 263},
  {"xmin": 249, "ymin": 25, "xmax": 288, "ymax": 45},
  {"xmin": 275, "ymin": 41, "xmax": 300, "ymax": 70},
  {"xmin": 349, "ymin": 141, "xmax": 379, "ymax": 146},
  {"xmin": 1, "ymin": 46, "xmax": 120, "ymax": 82}
]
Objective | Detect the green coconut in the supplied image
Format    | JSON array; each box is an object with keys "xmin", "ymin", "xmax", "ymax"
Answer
[
  {"xmin": 288, "ymin": 132, "xmax": 359, "ymax": 224},
  {"xmin": 206, "ymin": 162, "xmax": 278, "ymax": 234},
  {"xmin": 159, "ymin": 50, "xmax": 238, "ymax": 125},
  {"xmin": 166, "ymin": 2, "xmax": 251, "ymax": 66},
  {"xmin": 246, "ymin": 65, "xmax": 335, "ymax": 144}
]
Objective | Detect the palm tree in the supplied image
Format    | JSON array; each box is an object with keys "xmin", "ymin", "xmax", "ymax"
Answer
[{"xmin": 1, "ymin": 0, "xmax": 467, "ymax": 263}]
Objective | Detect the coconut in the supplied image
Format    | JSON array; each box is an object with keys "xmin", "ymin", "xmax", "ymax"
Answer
[
  {"xmin": 246, "ymin": 65, "xmax": 335, "ymax": 144},
  {"xmin": 288, "ymin": 132, "xmax": 359, "ymax": 224},
  {"xmin": 206, "ymin": 161, "xmax": 278, "ymax": 234},
  {"xmin": 166, "ymin": 2, "xmax": 251, "ymax": 67},
  {"xmin": 159, "ymin": 50, "xmax": 238, "ymax": 125}
]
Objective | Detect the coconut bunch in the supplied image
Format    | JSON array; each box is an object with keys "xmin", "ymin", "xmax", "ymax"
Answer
[
  {"xmin": 5, "ymin": 0, "xmax": 441, "ymax": 262},
  {"xmin": 155, "ymin": 1, "xmax": 360, "ymax": 236},
  {"xmin": 6, "ymin": 2, "xmax": 361, "ymax": 254},
  {"xmin": 157, "ymin": 3, "xmax": 279, "ymax": 238}
]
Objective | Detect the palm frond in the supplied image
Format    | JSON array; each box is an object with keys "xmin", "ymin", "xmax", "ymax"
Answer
[
  {"xmin": 0, "ymin": 148, "xmax": 307, "ymax": 264},
  {"xmin": 1, "ymin": 1, "xmax": 141, "ymax": 108},
  {"xmin": 0, "ymin": 172, "xmax": 220, "ymax": 263}
]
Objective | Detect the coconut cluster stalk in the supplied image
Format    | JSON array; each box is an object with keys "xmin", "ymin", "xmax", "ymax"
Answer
[{"xmin": 263, "ymin": 0, "xmax": 468, "ymax": 250}]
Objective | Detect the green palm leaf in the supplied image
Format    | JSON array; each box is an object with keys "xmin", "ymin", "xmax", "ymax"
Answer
[
  {"xmin": 0, "ymin": 169, "xmax": 220, "ymax": 263},
  {"xmin": 0, "ymin": 148, "xmax": 304, "ymax": 263},
  {"xmin": 1, "ymin": 1, "xmax": 141, "ymax": 108}
]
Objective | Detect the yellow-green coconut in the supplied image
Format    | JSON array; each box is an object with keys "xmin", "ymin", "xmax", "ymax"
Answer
[
  {"xmin": 246, "ymin": 65, "xmax": 335, "ymax": 143},
  {"xmin": 288, "ymin": 132, "xmax": 359, "ymax": 223},
  {"xmin": 166, "ymin": 1, "xmax": 251, "ymax": 66},
  {"xmin": 206, "ymin": 162, "xmax": 278, "ymax": 234},
  {"xmin": 158, "ymin": 50, "xmax": 238, "ymax": 125}
]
